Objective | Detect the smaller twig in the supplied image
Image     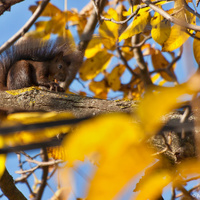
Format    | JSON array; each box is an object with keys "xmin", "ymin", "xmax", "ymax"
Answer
[
  {"xmin": 26, "ymin": 159, "xmax": 63, "ymax": 166},
  {"xmin": 142, "ymin": 0, "xmax": 200, "ymax": 32},
  {"xmin": 180, "ymin": 106, "xmax": 191, "ymax": 138},
  {"xmin": 152, "ymin": 146, "xmax": 168, "ymax": 156},
  {"xmin": 171, "ymin": 185, "xmax": 176, "ymax": 200},
  {"xmin": 35, "ymin": 148, "xmax": 49, "ymax": 200},
  {"xmin": 118, "ymin": 35, "xmax": 152, "ymax": 50},
  {"xmin": 167, "ymin": 47, "xmax": 183, "ymax": 70},
  {"xmin": 116, "ymin": 47, "xmax": 139, "ymax": 77},
  {"xmin": 183, "ymin": 0, "xmax": 200, "ymax": 19}
]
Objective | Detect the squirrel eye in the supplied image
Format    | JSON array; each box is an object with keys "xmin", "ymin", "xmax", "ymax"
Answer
[{"xmin": 58, "ymin": 64, "xmax": 62, "ymax": 69}]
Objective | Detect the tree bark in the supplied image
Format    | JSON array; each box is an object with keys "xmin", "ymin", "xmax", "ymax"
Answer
[{"xmin": 0, "ymin": 87, "xmax": 196, "ymax": 164}]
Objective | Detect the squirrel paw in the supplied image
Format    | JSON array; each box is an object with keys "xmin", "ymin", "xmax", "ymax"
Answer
[{"xmin": 49, "ymin": 82, "xmax": 65, "ymax": 92}]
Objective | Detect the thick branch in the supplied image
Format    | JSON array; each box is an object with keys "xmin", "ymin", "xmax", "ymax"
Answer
[
  {"xmin": 0, "ymin": 87, "xmax": 136, "ymax": 118},
  {"xmin": 0, "ymin": 168, "xmax": 27, "ymax": 200},
  {"xmin": 0, "ymin": 0, "xmax": 24, "ymax": 15}
]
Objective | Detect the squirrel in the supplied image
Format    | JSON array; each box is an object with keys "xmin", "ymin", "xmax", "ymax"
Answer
[{"xmin": 0, "ymin": 38, "xmax": 81, "ymax": 91}]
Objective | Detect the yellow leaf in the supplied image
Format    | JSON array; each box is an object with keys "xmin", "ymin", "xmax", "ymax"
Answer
[
  {"xmin": 151, "ymin": 73, "xmax": 161, "ymax": 83},
  {"xmin": 152, "ymin": 49, "xmax": 176, "ymax": 82},
  {"xmin": 151, "ymin": 12, "xmax": 171, "ymax": 45},
  {"xmin": 137, "ymin": 85, "xmax": 190, "ymax": 134},
  {"xmin": 162, "ymin": 11, "xmax": 196, "ymax": 51},
  {"xmin": 162, "ymin": 25, "xmax": 189, "ymax": 51},
  {"xmin": 29, "ymin": 2, "xmax": 61, "ymax": 17},
  {"xmin": 193, "ymin": 32, "xmax": 200, "ymax": 64},
  {"xmin": 47, "ymin": 146, "xmax": 66, "ymax": 160},
  {"xmin": 0, "ymin": 136, "xmax": 6, "ymax": 178},
  {"xmin": 85, "ymin": 36, "xmax": 102, "ymax": 58},
  {"xmin": 107, "ymin": 65, "xmax": 126, "ymax": 91},
  {"xmin": 178, "ymin": 160, "xmax": 200, "ymax": 178},
  {"xmin": 119, "ymin": 8, "xmax": 150, "ymax": 42},
  {"xmin": 89, "ymin": 79, "xmax": 109, "ymax": 99},
  {"xmin": 7, "ymin": 112, "xmax": 74, "ymax": 124},
  {"xmin": 134, "ymin": 170, "xmax": 172, "ymax": 200},
  {"xmin": 99, "ymin": 8, "xmax": 120, "ymax": 50},
  {"xmin": 2, "ymin": 112, "xmax": 73, "ymax": 147},
  {"xmin": 62, "ymin": 114, "xmax": 153, "ymax": 199},
  {"xmin": 100, "ymin": 8, "xmax": 119, "ymax": 39},
  {"xmin": 79, "ymin": 50, "xmax": 112, "ymax": 81}
]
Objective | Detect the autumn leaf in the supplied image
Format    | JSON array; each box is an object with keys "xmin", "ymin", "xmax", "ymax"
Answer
[
  {"xmin": 162, "ymin": 11, "xmax": 196, "ymax": 51},
  {"xmin": 0, "ymin": 136, "xmax": 6, "ymax": 178},
  {"xmin": 193, "ymin": 32, "xmax": 200, "ymax": 64},
  {"xmin": 151, "ymin": 49, "xmax": 177, "ymax": 82},
  {"xmin": 29, "ymin": 2, "xmax": 61, "ymax": 17},
  {"xmin": 89, "ymin": 79, "xmax": 109, "ymax": 99},
  {"xmin": 137, "ymin": 85, "xmax": 191, "ymax": 134},
  {"xmin": 85, "ymin": 36, "xmax": 103, "ymax": 58},
  {"xmin": 151, "ymin": 11, "xmax": 171, "ymax": 45},
  {"xmin": 79, "ymin": 50, "xmax": 113, "ymax": 81},
  {"xmin": 2, "ymin": 112, "xmax": 73, "ymax": 147},
  {"xmin": 134, "ymin": 170, "xmax": 172, "ymax": 200},
  {"xmin": 119, "ymin": 7, "xmax": 150, "ymax": 42},
  {"xmin": 107, "ymin": 64, "xmax": 126, "ymax": 91},
  {"xmin": 62, "ymin": 114, "xmax": 153, "ymax": 200}
]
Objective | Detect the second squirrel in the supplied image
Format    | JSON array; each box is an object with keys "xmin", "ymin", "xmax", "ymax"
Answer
[{"xmin": 0, "ymin": 38, "xmax": 74, "ymax": 91}]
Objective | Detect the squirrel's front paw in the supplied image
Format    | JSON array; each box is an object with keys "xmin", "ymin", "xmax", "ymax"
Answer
[{"xmin": 49, "ymin": 82, "xmax": 65, "ymax": 92}]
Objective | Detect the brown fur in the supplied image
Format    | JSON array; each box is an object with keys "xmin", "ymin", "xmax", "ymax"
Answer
[{"xmin": 0, "ymin": 38, "xmax": 75, "ymax": 91}]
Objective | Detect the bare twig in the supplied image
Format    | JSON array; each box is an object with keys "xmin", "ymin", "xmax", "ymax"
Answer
[
  {"xmin": 118, "ymin": 35, "xmax": 152, "ymax": 50},
  {"xmin": 35, "ymin": 148, "xmax": 49, "ymax": 200},
  {"xmin": 143, "ymin": 0, "xmax": 200, "ymax": 31},
  {"xmin": 132, "ymin": 34, "xmax": 153, "ymax": 87},
  {"xmin": 0, "ymin": 0, "xmax": 50, "ymax": 54},
  {"xmin": 116, "ymin": 47, "xmax": 139, "ymax": 77},
  {"xmin": 182, "ymin": 0, "xmax": 200, "ymax": 19}
]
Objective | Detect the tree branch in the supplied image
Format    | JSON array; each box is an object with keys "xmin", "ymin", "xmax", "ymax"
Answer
[
  {"xmin": 0, "ymin": 0, "xmax": 50, "ymax": 54},
  {"xmin": 143, "ymin": 0, "xmax": 200, "ymax": 31},
  {"xmin": 0, "ymin": 0, "xmax": 24, "ymax": 15},
  {"xmin": 0, "ymin": 168, "xmax": 27, "ymax": 200},
  {"xmin": 35, "ymin": 148, "xmax": 49, "ymax": 200}
]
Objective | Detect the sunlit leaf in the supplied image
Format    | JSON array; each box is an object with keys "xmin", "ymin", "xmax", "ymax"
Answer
[
  {"xmin": 151, "ymin": 12, "xmax": 171, "ymax": 45},
  {"xmin": 151, "ymin": 49, "xmax": 176, "ymax": 82},
  {"xmin": 119, "ymin": 8, "xmax": 150, "ymax": 42},
  {"xmin": 85, "ymin": 36, "xmax": 103, "ymax": 58},
  {"xmin": 137, "ymin": 85, "xmax": 190, "ymax": 134},
  {"xmin": 62, "ymin": 114, "xmax": 153, "ymax": 199},
  {"xmin": 151, "ymin": 73, "xmax": 161, "ymax": 83},
  {"xmin": 79, "ymin": 50, "xmax": 113, "ymax": 81},
  {"xmin": 2, "ymin": 112, "xmax": 73, "ymax": 147},
  {"xmin": 0, "ymin": 136, "xmax": 6, "ymax": 178},
  {"xmin": 47, "ymin": 146, "xmax": 66, "ymax": 160},
  {"xmin": 107, "ymin": 65, "xmax": 126, "ymax": 91},
  {"xmin": 134, "ymin": 170, "xmax": 172, "ymax": 200},
  {"xmin": 100, "ymin": 8, "xmax": 119, "ymax": 40},
  {"xmin": 178, "ymin": 159, "xmax": 200, "ymax": 177},
  {"xmin": 193, "ymin": 32, "xmax": 200, "ymax": 64},
  {"xmin": 162, "ymin": 11, "xmax": 195, "ymax": 51},
  {"xmin": 99, "ymin": 8, "xmax": 120, "ymax": 50},
  {"xmin": 29, "ymin": 2, "xmax": 61, "ymax": 17},
  {"xmin": 7, "ymin": 112, "xmax": 74, "ymax": 124},
  {"xmin": 89, "ymin": 79, "xmax": 109, "ymax": 99}
]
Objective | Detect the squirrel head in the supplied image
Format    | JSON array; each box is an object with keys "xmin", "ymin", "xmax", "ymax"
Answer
[{"xmin": 48, "ymin": 52, "xmax": 71, "ymax": 82}]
